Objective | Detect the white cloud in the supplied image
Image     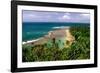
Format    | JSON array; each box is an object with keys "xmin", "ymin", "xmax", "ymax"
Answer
[
  {"xmin": 28, "ymin": 14, "xmax": 35, "ymax": 17},
  {"xmin": 64, "ymin": 13, "xmax": 71, "ymax": 16},
  {"xmin": 59, "ymin": 13, "xmax": 71, "ymax": 20},
  {"xmin": 81, "ymin": 13, "xmax": 90, "ymax": 17},
  {"xmin": 62, "ymin": 15, "xmax": 70, "ymax": 19},
  {"xmin": 81, "ymin": 14, "xmax": 90, "ymax": 21}
]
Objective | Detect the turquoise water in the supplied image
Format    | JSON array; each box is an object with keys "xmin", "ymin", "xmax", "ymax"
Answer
[{"xmin": 22, "ymin": 22, "xmax": 89, "ymax": 41}]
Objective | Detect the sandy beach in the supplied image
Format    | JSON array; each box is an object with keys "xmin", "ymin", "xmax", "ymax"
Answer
[{"xmin": 22, "ymin": 27, "xmax": 75, "ymax": 46}]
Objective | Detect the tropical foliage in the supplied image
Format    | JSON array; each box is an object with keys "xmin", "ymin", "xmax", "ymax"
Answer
[{"xmin": 22, "ymin": 26, "xmax": 90, "ymax": 62}]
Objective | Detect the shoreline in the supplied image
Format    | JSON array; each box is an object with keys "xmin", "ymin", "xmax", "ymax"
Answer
[
  {"xmin": 22, "ymin": 38, "xmax": 43, "ymax": 45},
  {"xmin": 22, "ymin": 27, "xmax": 71, "ymax": 45}
]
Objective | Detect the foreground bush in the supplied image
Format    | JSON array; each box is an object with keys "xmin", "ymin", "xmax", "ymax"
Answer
[{"xmin": 22, "ymin": 26, "xmax": 90, "ymax": 62}]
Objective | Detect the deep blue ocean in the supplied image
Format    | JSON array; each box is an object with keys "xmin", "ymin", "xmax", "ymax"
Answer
[{"xmin": 22, "ymin": 22, "xmax": 89, "ymax": 41}]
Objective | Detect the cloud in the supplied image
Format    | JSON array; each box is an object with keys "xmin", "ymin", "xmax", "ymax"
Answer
[
  {"xmin": 62, "ymin": 15, "xmax": 70, "ymax": 19},
  {"xmin": 27, "ymin": 14, "xmax": 37, "ymax": 17},
  {"xmin": 81, "ymin": 13, "xmax": 90, "ymax": 19},
  {"xmin": 59, "ymin": 13, "xmax": 71, "ymax": 20},
  {"xmin": 23, "ymin": 10, "xmax": 90, "ymax": 23},
  {"xmin": 81, "ymin": 14, "xmax": 90, "ymax": 16}
]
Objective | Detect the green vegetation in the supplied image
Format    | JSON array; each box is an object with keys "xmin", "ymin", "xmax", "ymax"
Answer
[{"xmin": 22, "ymin": 26, "xmax": 90, "ymax": 62}]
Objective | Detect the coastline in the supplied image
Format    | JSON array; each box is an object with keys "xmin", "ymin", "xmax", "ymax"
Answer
[
  {"xmin": 22, "ymin": 25, "xmax": 90, "ymax": 62},
  {"xmin": 22, "ymin": 38, "xmax": 43, "ymax": 44},
  {"xmin": 22, "ymin": 27, "xmax": 72, "ymax": 45}
]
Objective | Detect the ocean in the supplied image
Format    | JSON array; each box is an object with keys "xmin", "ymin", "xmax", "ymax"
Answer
[{"xmin": 22, "ymin": 22, "xmax": 89, "ymax": 41}]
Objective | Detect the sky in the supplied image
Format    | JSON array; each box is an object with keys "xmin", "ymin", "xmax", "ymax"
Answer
[{"xmin": 22, "ymin": 10, "xmax": 90, "ymax": 23}]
